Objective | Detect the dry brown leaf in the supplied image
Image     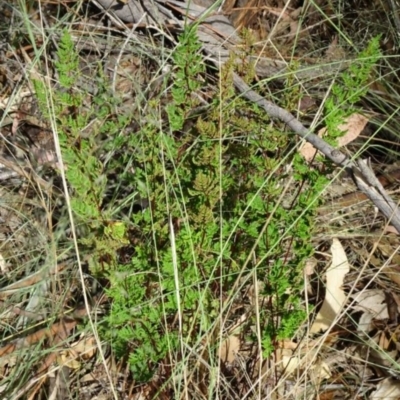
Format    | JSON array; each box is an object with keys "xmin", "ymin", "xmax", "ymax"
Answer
[
  {"xmin": 310, "ymin": 238, "xmax": 350, "ymax": 333},
  {"xmin": 378, "ymin": 331, "xmax": 391, "ymax": 351},
  {"xmin": 384, "ymin": 225, "xmax": 400, "ymax": 235},
  {"xmin": 337, "ymin": 113, "xmax": 369, "ymax": 147},
  {"xmin": 218, "ymin": 335, "xmax": 240, "ymax": 363},
  {"xmin": 299, "ymin": 128, "xmax": 324, "ymax": 162},
  {"xmin": 0, "ymin": 353, "xmax": 17, "ymax": 369},
  {"xmin": 278, "ymin": 346, "xmax": 331, "ymax": 382},
  {"xmin": 309, "ymin": 360, "xmax": 332, "ymax": 382},
  {"xmin": 71, "ymin": 336, "xmax": 97, "ymax": 359},
  {"xmin": 57, "ymin": 336, "xmax": 97, "ymax": 369},
  {"xmin": 304, "ymin": 259, "xmax": 317, "ymax": 276},
  {"xmin": 58, "ymin": 350, "xmax": 81, "ymax": 369},
  {"xmin": 318, "ymin": 391, "xmax": 337, "ymax": 400},
  {"xmin": 281, "ymin": 339, "xmax": 298, "ymax": 350},
  {"xmin": 351, "ymin": 289, "xmax": 388, "ymax": 334},
  {"xmin": 375, "ymin": 236, "xmax": 400, "ymax": 264},
  {"xmin": 383, "ymin": 265, "xmax": 400, "ymax": 290},
  {"xmin": 281, "ymin": 351, "xmax": 301, "ymax": 375},
  {"xmin": 299, "ymin": 113, "xmax": 368, "ymax": 162},
  {"xmin": 370, "ymin": 378, "xmax": 400, "ymax": 399}
]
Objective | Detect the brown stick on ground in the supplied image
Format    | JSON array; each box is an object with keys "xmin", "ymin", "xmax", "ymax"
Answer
[
  {"xmin": 319, "ymin": 168, "xmax": 400, "ymax": 214},
  {"xmin": 232, "ymin": 73, "xmax": 400, "ymax": 232}
]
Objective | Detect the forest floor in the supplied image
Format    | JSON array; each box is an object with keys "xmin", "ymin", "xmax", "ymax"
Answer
[{"xmin": 1, "ymin": 0, "xmax": 400, "ymax": 399}]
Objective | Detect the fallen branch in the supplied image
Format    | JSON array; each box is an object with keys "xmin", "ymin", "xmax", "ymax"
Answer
[{"xmin": 232, "ymin": 73, "xmax": 400, "ymax": 232}]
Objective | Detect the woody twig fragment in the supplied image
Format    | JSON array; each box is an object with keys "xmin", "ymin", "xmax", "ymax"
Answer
[{"xmin": 231, "ymin": 73, "xmax": 400, "ymax": 233}]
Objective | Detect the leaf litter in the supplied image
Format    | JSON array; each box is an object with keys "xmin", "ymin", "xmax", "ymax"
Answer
[{"xmin": 1, "ymin": 0, "xmax": 400, "ymax": 398}]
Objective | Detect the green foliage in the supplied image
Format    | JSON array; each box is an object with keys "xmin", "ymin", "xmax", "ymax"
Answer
[
  {"xmin": 34, "ymin": 26, "xmax": 382, "ymax": 384},
  {"xmin": 54, "ymin": 30, "xmax": 80, "ymax": 89},
  {"xmin": 33, "ymin": 29, "xmax": 130, "ymax": 267},
  {"xmin": 166, "ymin": 27, "xmax": 205, "ymax": 131},
  {"xmin": 324, "ymin": 36, "xmax": 381, "ymax": 144},
  {"xmin": 101, "ymin": 27, "xmax": 324, "ymax": 380}
]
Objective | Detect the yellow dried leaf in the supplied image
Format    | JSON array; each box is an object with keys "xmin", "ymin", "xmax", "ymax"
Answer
[
  {"xmin": 310, "ymin": 238, "xmax": 350, "ymax": 333},
  {"xmin": 58, "ymin": 351, "xmax": 81, "ymax": 369}
]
